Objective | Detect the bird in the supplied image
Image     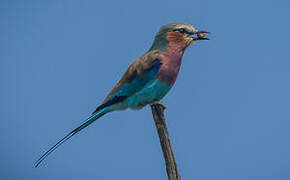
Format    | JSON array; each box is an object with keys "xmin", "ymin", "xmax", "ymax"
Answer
[{"xmin": 34, "ymin": 23, "xmax": 209, "ymax": 167}]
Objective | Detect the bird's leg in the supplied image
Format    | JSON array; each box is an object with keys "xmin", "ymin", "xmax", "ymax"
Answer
[{"xmin": 150, "ymin": 101, "xmax": 167, "ymax": 110}]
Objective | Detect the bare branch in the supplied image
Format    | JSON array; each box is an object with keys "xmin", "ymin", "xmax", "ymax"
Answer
[{"xmin": 150, "ymin": 101, "xmax": 181, "ymax": 180}]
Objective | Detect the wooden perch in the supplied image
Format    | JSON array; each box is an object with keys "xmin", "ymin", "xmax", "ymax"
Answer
[{"xmin": 150, "ymin": 101, "xmax": 181, "ymax": 180}]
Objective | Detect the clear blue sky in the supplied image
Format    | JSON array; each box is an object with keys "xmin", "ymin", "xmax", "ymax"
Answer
[{"xmin": 1, "ymin": 0, "xmax": 290, "ymax": 179}]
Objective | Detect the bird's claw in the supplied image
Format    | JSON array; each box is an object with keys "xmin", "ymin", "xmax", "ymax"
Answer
[{"xmin": 150, "ymin": 101, "xmax": 167, "ymax": 110}]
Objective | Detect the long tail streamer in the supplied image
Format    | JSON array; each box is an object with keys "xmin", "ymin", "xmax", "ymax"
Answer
[{"xmin": 34, "ymin": 108, "xmax": 107, "ymax": 167}]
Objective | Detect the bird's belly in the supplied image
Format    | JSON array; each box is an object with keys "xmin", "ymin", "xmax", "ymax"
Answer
[{"xmin": 125, "ymin": 80, "xmax": 171, "ymax": 109}]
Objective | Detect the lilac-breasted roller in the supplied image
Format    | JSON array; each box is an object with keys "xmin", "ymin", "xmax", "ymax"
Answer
[{"xmin": 35, "ymin": 23, "xmax": 209, "ymax": 167}]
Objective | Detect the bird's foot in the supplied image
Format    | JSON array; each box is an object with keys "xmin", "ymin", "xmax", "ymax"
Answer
[{"xmin": 150, "ymin": 101, "xmax": 167, "ymax": 110}]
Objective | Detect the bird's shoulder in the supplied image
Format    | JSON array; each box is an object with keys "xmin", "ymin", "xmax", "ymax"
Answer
[
  {"xmin": 102, "ymin": 50, "xmax": 162, "ymax": 103},
  {"xmin": 112, "ymin": 50, "xmax": 161, "ymax": 86},
  {"xmin": 129, "ymin": 50, "xmax": 161, "ymax": 76}
]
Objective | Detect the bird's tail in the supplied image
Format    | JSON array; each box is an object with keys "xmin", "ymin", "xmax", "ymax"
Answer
[{"xmin": 34, "ymin": 107, "xmax": 110, "ymax": 168}]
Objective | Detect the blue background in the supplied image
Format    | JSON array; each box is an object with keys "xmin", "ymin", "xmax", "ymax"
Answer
[{"xmin": 1, "ymin": 0, "xmax": 290, "ymax": 179}]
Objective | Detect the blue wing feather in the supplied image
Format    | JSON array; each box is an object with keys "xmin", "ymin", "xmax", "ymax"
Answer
[
  {"xmin": 113, "ymin": 59, "xmax": 162, "ymax": 97},
  {"xmin": 92, "ymin": 59, "xmax": 162, "ymax": 114}
]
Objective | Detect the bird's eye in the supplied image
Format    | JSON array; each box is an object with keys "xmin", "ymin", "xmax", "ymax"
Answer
[{"xmin": 175, "ymin": 28, "xmax": 186, "ymax": 34}]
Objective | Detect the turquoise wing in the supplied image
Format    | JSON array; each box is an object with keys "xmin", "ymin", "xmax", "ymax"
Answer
[{"xmin": 92, "ymin": 58, "xmax": 162, "ymax": 114}]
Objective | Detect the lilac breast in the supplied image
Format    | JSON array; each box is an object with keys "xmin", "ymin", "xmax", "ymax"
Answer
[{"xmin": 157, "ymin": 51, "xmax": 184, "ymax": 85}]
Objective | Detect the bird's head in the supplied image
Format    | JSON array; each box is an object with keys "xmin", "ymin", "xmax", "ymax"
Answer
[{"xmin": 150, "ymin": 23, "xmax": 209, "ymax": 51}]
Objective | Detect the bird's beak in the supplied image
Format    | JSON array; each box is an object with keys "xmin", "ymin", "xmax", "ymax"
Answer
[{"xmin": 190, "ymin": 30, "xmax": 210, "ymax": 41}]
